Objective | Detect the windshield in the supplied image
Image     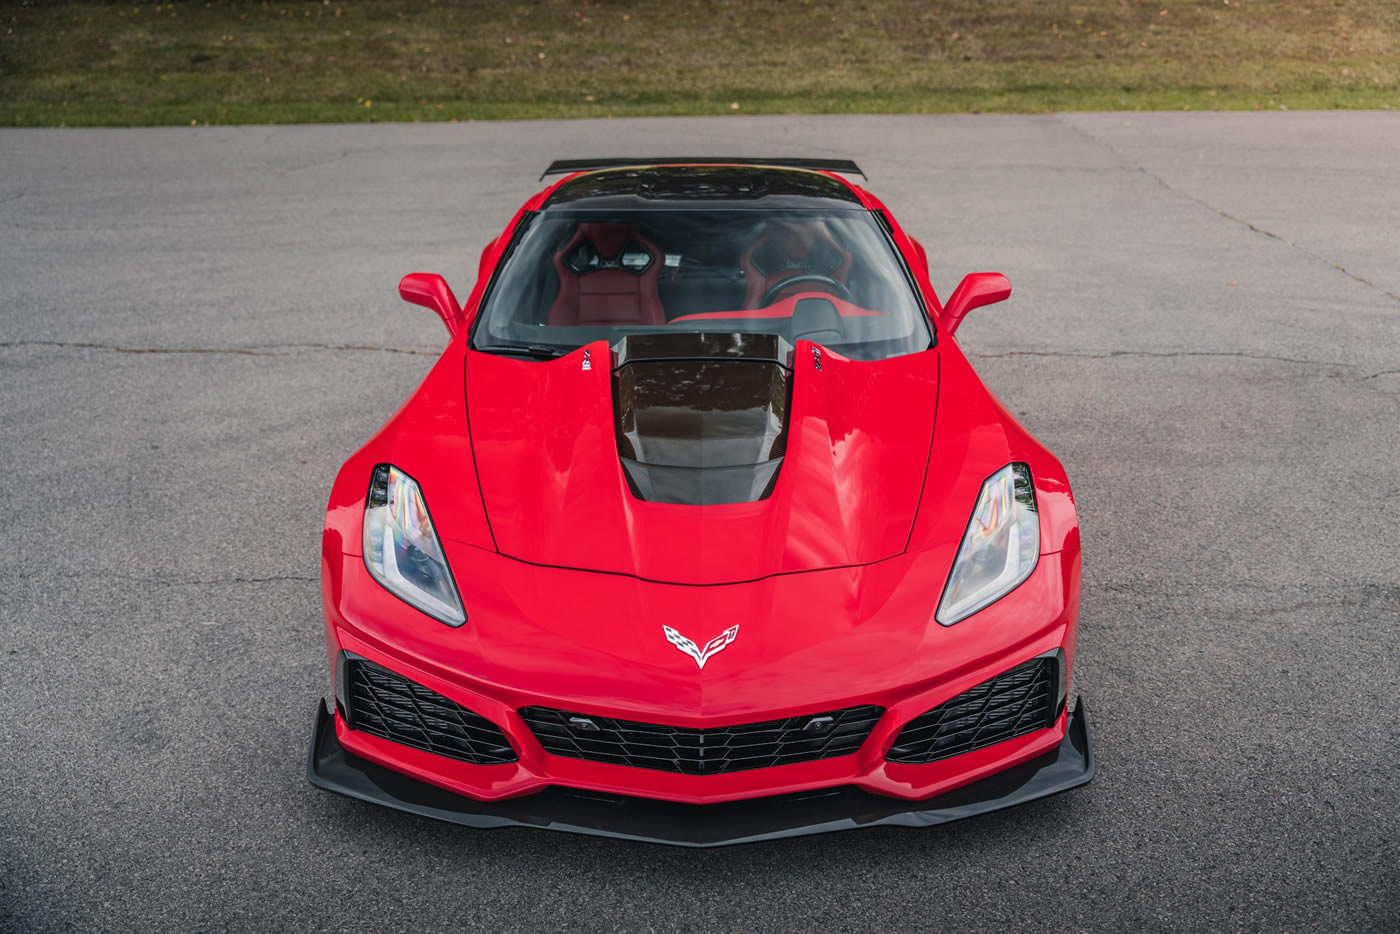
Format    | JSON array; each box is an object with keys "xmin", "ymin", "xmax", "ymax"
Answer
[{"xmin": 472, "ymin": 209, "xmax": 932, "ymax": 361}]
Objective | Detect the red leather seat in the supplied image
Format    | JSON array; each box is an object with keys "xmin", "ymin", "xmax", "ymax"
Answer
[
  {"xmin": 547, "ymin": 223, "xmax": 666, "ymax": 326},
  {"xmin": 739, "ymin": 221, "xmax": 853, "ymax": 309}
]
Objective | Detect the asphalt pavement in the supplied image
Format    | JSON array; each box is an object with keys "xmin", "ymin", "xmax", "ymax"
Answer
[{"xmin": 1, "ymin": 112, "xmax": 1397, "ymax": 932}]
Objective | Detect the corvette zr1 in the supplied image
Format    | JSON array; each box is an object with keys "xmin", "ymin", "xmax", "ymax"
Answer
[{"xmin": 308, "ymin": 157, "xmax": 1093, "ymax": 846}]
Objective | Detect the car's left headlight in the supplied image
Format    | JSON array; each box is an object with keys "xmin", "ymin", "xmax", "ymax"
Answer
[
  {"xmin": 363, "ymin": 464, "xmax": 466, "ymax": 627},
  {"xmin": 936, "ymin": 462, "xmax": 1039, "ymax": 626}
]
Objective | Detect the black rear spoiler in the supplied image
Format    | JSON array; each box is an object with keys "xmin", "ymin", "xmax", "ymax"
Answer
[{"xmin": 539, "ymin": 157, "xmax": 865, "ymax": 182}]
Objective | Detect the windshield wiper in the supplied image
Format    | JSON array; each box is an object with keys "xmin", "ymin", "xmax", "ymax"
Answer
[{"xmin": 478, "ymin": 343, "xmax": 568, "ymax": 360}]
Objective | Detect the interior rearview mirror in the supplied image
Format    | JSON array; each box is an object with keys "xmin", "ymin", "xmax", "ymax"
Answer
[
  {"xmin": 399, "ymin": 273, "xmax": 464, "ymax": 337},
  {"xmin": 941, "ymin": 272, "xmax": 1011, "ymax": 336}
]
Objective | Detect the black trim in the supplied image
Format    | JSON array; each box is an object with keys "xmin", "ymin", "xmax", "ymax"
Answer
[
  {"xmin": 612, "ymin": 332, "xmax": 794, "ymax": 367},
  {"xmin": 611, "ymin": 333, "xmax": 795, "ymax": 507},
  {"xmin": 885, "ymin": 653, "xmax": 1060, "ymax": 764},
  {"xmin": 343, "ymin": 657, "xmax": 517, "ymax": 765},
  {"xmin": 519, "ymin": 704, "xmax": 883, "ymax": 774},
  {"xmin": 541, "ymin": 157, "xmax": 865, "ymax": 181},
  {"xmin": 306, "ymin": 698, "xmax": 1093, "ymax": 848}
]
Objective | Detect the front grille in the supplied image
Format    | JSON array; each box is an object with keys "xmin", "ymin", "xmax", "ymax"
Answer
[
  {"xmin": 886, "ymin": 657, "xmax": 1058, "ymax": 764},
  {"xmin": 344, "ymin": 659, "xmax": 516, "ymax": 765},
  {"xmin": 519, "ymin": 705, "xmax": 883, "ymax": 775}
]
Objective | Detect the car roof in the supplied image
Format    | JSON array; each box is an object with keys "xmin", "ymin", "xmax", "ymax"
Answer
[{"xmin": 540, "ymin": 165, "xmax": 866, "ymax": 211}]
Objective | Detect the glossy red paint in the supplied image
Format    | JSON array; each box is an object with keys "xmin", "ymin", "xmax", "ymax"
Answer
[
  {"xmin": 398, "ymin": 272, "xmax": 464, "ymax": 337},
  {"xmin": 941, "ymin": 272, "xmax": 1013, "ymax": 336},
  {"xmin": 464, "ymin": 337, "xmax": 937, "ymax": 584},
  {"xmin": 906, "ymin": 235, "xmax": 931, "ymax": 278},
  {"xmin": 322, "ymin": 545, "xmax": 1077, "ymax": 803},
  {"xmin": 319, "ymin": 162, "xmax": 1082, "ymax": 812}
]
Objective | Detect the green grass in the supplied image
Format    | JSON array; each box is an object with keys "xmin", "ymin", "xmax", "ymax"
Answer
[{"xmin": 1, "ymin": 0, "xmax": 1397, "ymax": 126}]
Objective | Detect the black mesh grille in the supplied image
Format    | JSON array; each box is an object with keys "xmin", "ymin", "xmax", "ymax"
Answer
[
  {"xmin": 886, "ymin": 657, "xmax": 1058, "ymax": 764},
  {"xmin": 345, "ymin": 660, "xmax": 516, "ymax": 765},
  {"xmin": 520, "ymin": 705, "xmax": 883, "ymax": 774}
]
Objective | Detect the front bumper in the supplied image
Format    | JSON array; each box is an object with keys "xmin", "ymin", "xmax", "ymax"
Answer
[
  {"xmin": 321, "ymin": 545, "xmax": 1083, "ymax": 805},
  {"xmin": 307, "ymin": 696, "xmax": 1094, "ymax": 847}
]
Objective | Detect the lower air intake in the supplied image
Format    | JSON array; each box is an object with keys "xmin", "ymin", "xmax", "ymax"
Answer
[
  {"xmin": 520, "ymin": 705, "xmax": 883, "ymax": 774},
  {"xmin": 345, "ymin": 659, "xmax": 516, "ymax": 765},
  {"xmin": 886, "ymin": 656, "xmax": 1058, "ymax": 764}
]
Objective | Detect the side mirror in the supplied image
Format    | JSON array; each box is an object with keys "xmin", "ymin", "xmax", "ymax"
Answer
[
  {"xmin": 399, "ymin": 273, "xmax": 464, "ymax": 337},
  {"xmin": 940, "ymin": 272, "xmax": 1011, "ymax": 336}
]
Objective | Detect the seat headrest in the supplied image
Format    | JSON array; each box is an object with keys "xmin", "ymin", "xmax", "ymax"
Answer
[{"xmin": 576, "ymin": 223, "xmax": 631, "ymax": 259}]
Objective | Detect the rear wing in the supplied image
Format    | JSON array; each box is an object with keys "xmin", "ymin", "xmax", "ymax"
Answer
[{"xmin": 539, "ymin": 157, "xmax": 865, "ymax": 182}]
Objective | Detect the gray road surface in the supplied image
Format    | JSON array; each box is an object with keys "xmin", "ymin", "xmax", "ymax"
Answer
[{"xmin": 1, "ymin": 113, "xmax": 1398, "ymax": 932}]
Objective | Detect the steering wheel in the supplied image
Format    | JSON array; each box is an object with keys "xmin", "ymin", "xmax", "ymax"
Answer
[{"xmin": 761, "ymin": 274, "xmax": 852, "ymax": 306}]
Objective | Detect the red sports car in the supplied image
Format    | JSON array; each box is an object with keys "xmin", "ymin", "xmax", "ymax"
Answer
[{"xmin": 308, "ymin": 158, "xmax": 1092, "ymax": 846}]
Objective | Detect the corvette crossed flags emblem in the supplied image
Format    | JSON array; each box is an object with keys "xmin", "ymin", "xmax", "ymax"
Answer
[{"xmin": 663, "ymin": 625, "xmax": 739, "ymax": 670}]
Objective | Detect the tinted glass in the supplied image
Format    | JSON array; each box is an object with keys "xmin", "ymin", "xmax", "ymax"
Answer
[{"xmin": 473, "ymin": 209, "xmax": 931, "ymax": 361}]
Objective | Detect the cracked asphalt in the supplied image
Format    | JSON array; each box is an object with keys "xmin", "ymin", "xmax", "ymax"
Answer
[{"xmin": 1, "ymin": 113, "xmax": 1397, "ymax": 932}]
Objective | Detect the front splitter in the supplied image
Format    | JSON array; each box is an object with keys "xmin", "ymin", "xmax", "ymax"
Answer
[{"xmin": 307, "ymin": 699, "xmax": 1094, "ymax": 847}]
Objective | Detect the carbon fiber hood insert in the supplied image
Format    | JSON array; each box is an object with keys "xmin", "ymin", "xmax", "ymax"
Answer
[{"xmin": 613, "ymin": 333, "xmax": 793, "ymax": 505}]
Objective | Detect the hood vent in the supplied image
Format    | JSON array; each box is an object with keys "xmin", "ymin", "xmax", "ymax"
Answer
[{"xmin": 613, "ymin": 333, "xmax": 793, "ymax": 505}]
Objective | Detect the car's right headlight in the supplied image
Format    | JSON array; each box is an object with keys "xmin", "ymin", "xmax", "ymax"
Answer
[
  {"xmin": 935, "ymin": 462, "xmax": 1039, "ymax": 626},
  {"xmin": 363, "ymin": 464, "xmax": 466, "ymax": 627}
]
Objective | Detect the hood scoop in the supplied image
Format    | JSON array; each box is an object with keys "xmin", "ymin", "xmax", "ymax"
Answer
[
  {"xmin": 613, "ymin": 333, "xmax": 793, "ymax": 505},
  {"xmin": 464, "ymin": 335, "xmax": 938, "ymax": 585}
]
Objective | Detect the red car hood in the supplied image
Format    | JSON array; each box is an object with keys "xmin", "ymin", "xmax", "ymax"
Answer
[{"xmin": 463, "ymin": 340, "xmax": 939, "ymax": 585}]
